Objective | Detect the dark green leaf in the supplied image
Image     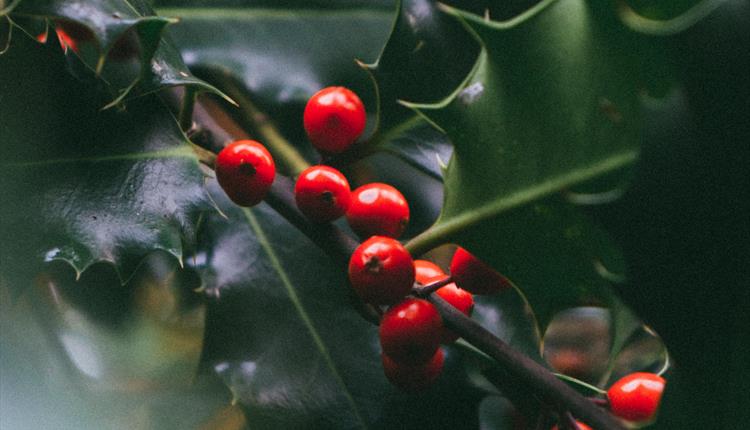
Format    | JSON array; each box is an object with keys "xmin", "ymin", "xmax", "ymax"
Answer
[
  {"xmin": 378, "ymin": 121, "xmax": 452, "ymax": 180},
  {"xmin": 0, "ymin": 34, "xmax": 211, "ymax": 293},
  {"xmin": 593, "ymin": 1, "xmax": 750, "ymax": 426},
  {"xmin": 363, "ymin": 0, "xmax": 480, "ymax": 127},
  {"xmin": 404, "ymin": 0, "xmax": 670, "ymax": 329},
  {"xmin": 10, "ymin": 0, "xmax": 227, "ymax": 105}
]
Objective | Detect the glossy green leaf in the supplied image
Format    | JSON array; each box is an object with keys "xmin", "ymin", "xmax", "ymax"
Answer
[
  {"xmin": 357, "ymin": 0, "xmax": 479, "ymax": 178},
  {"xmin": 404, "ymin": 0, "xmax": 671, "ymax": 329},
  {"xmin": 0, "ymin": 34, "xmax": 212, "ymax": 293},
  {"xmin": 363, "ymin": 0, "xmax": 479, "ymax": 126},
  {"xmin": 9, "ymin": 0, "xmax": 227, "ymax": 105}
]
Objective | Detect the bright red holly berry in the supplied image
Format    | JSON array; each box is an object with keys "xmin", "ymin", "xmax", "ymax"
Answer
[
  {"xmin": 294, "ymin": 165, "xmax": 351, "ymax": 223},
  {"xmin": 450, "ymin": 247, "xmax": 510, "ymax": 295},
  {"xmin": 414, "ymin": 260, "xmax": 445, "ymax": 284},
  {"xmin": 382, "ymin": 347, "xmax": 444, "ymax": 392},
  {"xmin": 379, "ymin": 298, "xmax": 442, "ymax": 365},
  {"xmin": 551, "ymin": 421, "xmax": 591, "ymax": 430},
  {"xmin": 348, "ymin": 236, "xmax": 415, "ymax": 305},
  {"xmin": 607, "ymin": 372, "xmax": 666, "ymax": 423},
  {"xmin": 428, "ymin": 275, "xmax": 474, "ymax": 344},
  {"xmin": 303, "ymin": 86, "xmax": 366, "ymax": 154},
  {"xmin": 346, "ymin": 183, "xmax": 409, "ymax": 239},
  {"xmin": 215, "ymin": 140, "xmax": 275, "ymax": 207}
]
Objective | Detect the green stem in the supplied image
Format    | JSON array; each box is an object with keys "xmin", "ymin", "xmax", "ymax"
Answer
[
  {"xmin": 179, "ymin": 87, "xmax": 197, "ymax": 132},
  {"xmin": 242, "ymin": 96, "xmax": 309, "ymax": 176},
  {"xmin": 553, "ymin": 373, "xmax": 608, "ymax": 395},
  {"xmin": 189, "ymin": 141, "xmax": 216, "ymax": 168}
]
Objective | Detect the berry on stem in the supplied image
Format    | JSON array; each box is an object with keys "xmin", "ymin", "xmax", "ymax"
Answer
[
  {"xmin": 429, "ymin": 275, "xmax": 474, "ymax": 343},
  {"xmin": 607, "ymin": 372, "xmax": 665, "ymax": 423},
  {"xmin": 379, "ymin": 298, "xmax": 442, "ymax": 365},
  {"xmin": 215, "ymin": 139, "xmax": 275, "ymax": 207},
  {"xmin": 346, "ymin": 183, "xmax": 409, "ymax": 239},
  {"xmin": 348, "ymin": 236, "xmax": 414, "ymax": 305},
  {"xmin": 382, "ymin": 347, "xmax": 445, "ymax": 392},
  {"xmin": 294, "ymin": 165, "xmax": 351, "ymax": 223},
  {"xmin": 303, "ymin": 86, "xmax": 366, "ymax": 154},
  {"xmin": 450, "ymin": 247, "xmax": 510, "ymax": 295},
  {"xmin": 414, "ymin": 260, "xmax": 445, "ymax": 284}
]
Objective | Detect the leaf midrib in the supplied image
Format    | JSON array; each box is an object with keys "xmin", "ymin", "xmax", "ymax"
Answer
[
  {"xmin": 242, "ymin": 208, "xmax": 368, "ymax": 429},
  {"xmin": 406, "ymin": 149, "xmax": 639, "ymax": 255}
]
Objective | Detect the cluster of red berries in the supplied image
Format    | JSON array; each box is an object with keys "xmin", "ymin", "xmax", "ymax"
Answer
[
  {"xmin": 350, "ymin": 241, "xmax": 510, "ymax": 391},
  {"xmin": 213, "ymin": 85, "xmax": 511, "ymax": 392},
  {"xmin": 211, "ymin": 85, "xmax": 666, "ymax": 415},
  {"xmin": 214, "ymin": 86, "xmax": 409, "ymax": 241}
]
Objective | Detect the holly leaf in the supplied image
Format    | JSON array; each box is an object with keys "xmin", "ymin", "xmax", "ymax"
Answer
[
  {"xmin": 0, "ymin": 34, "xmax": 212, "ymax": 294},
  {"xmin": 403, "ymin": 0, "xmax": 671, "ymax": 331},
  {"xmin": 362, "ymin": 0, "xmax": 480, "ymax": 127},
  {"xmin": 355, "ymin": 0, "xmax": 479, "ymax": 178},
  {"xmin": 9, "ymin": 0, "xmax": 228, "ymax": 105}
]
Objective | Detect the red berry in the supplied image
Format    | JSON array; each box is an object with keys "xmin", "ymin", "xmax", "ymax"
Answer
[
  {"xmin": 551, "ymin": 421, "xmax": 591, "ymax": 430},
  {"xmin": 303, "ymin": 86, "xmax": 366, "ymax": 154},
  {"xmin": 429, "ymin": 275, "xmax": 474, "ymax": 344},
  {"xmin": 215, "ymin": 140, "xmax": 275, "ymax": 207},
  {"xmin": 450, "ymin": 247, "xmax": 510, "ymax": 295},
  {"xmin": 379, "ymin": 298, "xmax": 442, "ymax": 365},
  {"xmin": 607, "ymin": 372, "xmax": 666, "ymax": 423},
  {"xmin": 294, "ymin": 165, "xmax": 351, "ymax": 222},
  {"xmin": 348, "ymin": 236, "xmax": 414, "ymax": 305},
  {"xmin": 414, "ymin": 260, "xmax": 445, "ymax": 284},
  {"xmin": 346, "ymin": 183, "xmax": 409, "ymax": 239},
  {"xmin": 382, "ymin": 347, "xmax": 444, "ymax": 392}
]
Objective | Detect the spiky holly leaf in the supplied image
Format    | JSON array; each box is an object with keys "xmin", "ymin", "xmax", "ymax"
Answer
[
  {"xmin": 403, "ymin": 0, "xmax": 672, "ymax": 331},
  {"xmin": 0, "ymin": 34, "xmax": 212, "ymax": 294},
  {"xmin": 9, "ymin": 0, "xmax": 228, "ymax": 105},
  {"xmin": 359, "ymin": 0, "xmax": 479, "ymax": 177}
]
